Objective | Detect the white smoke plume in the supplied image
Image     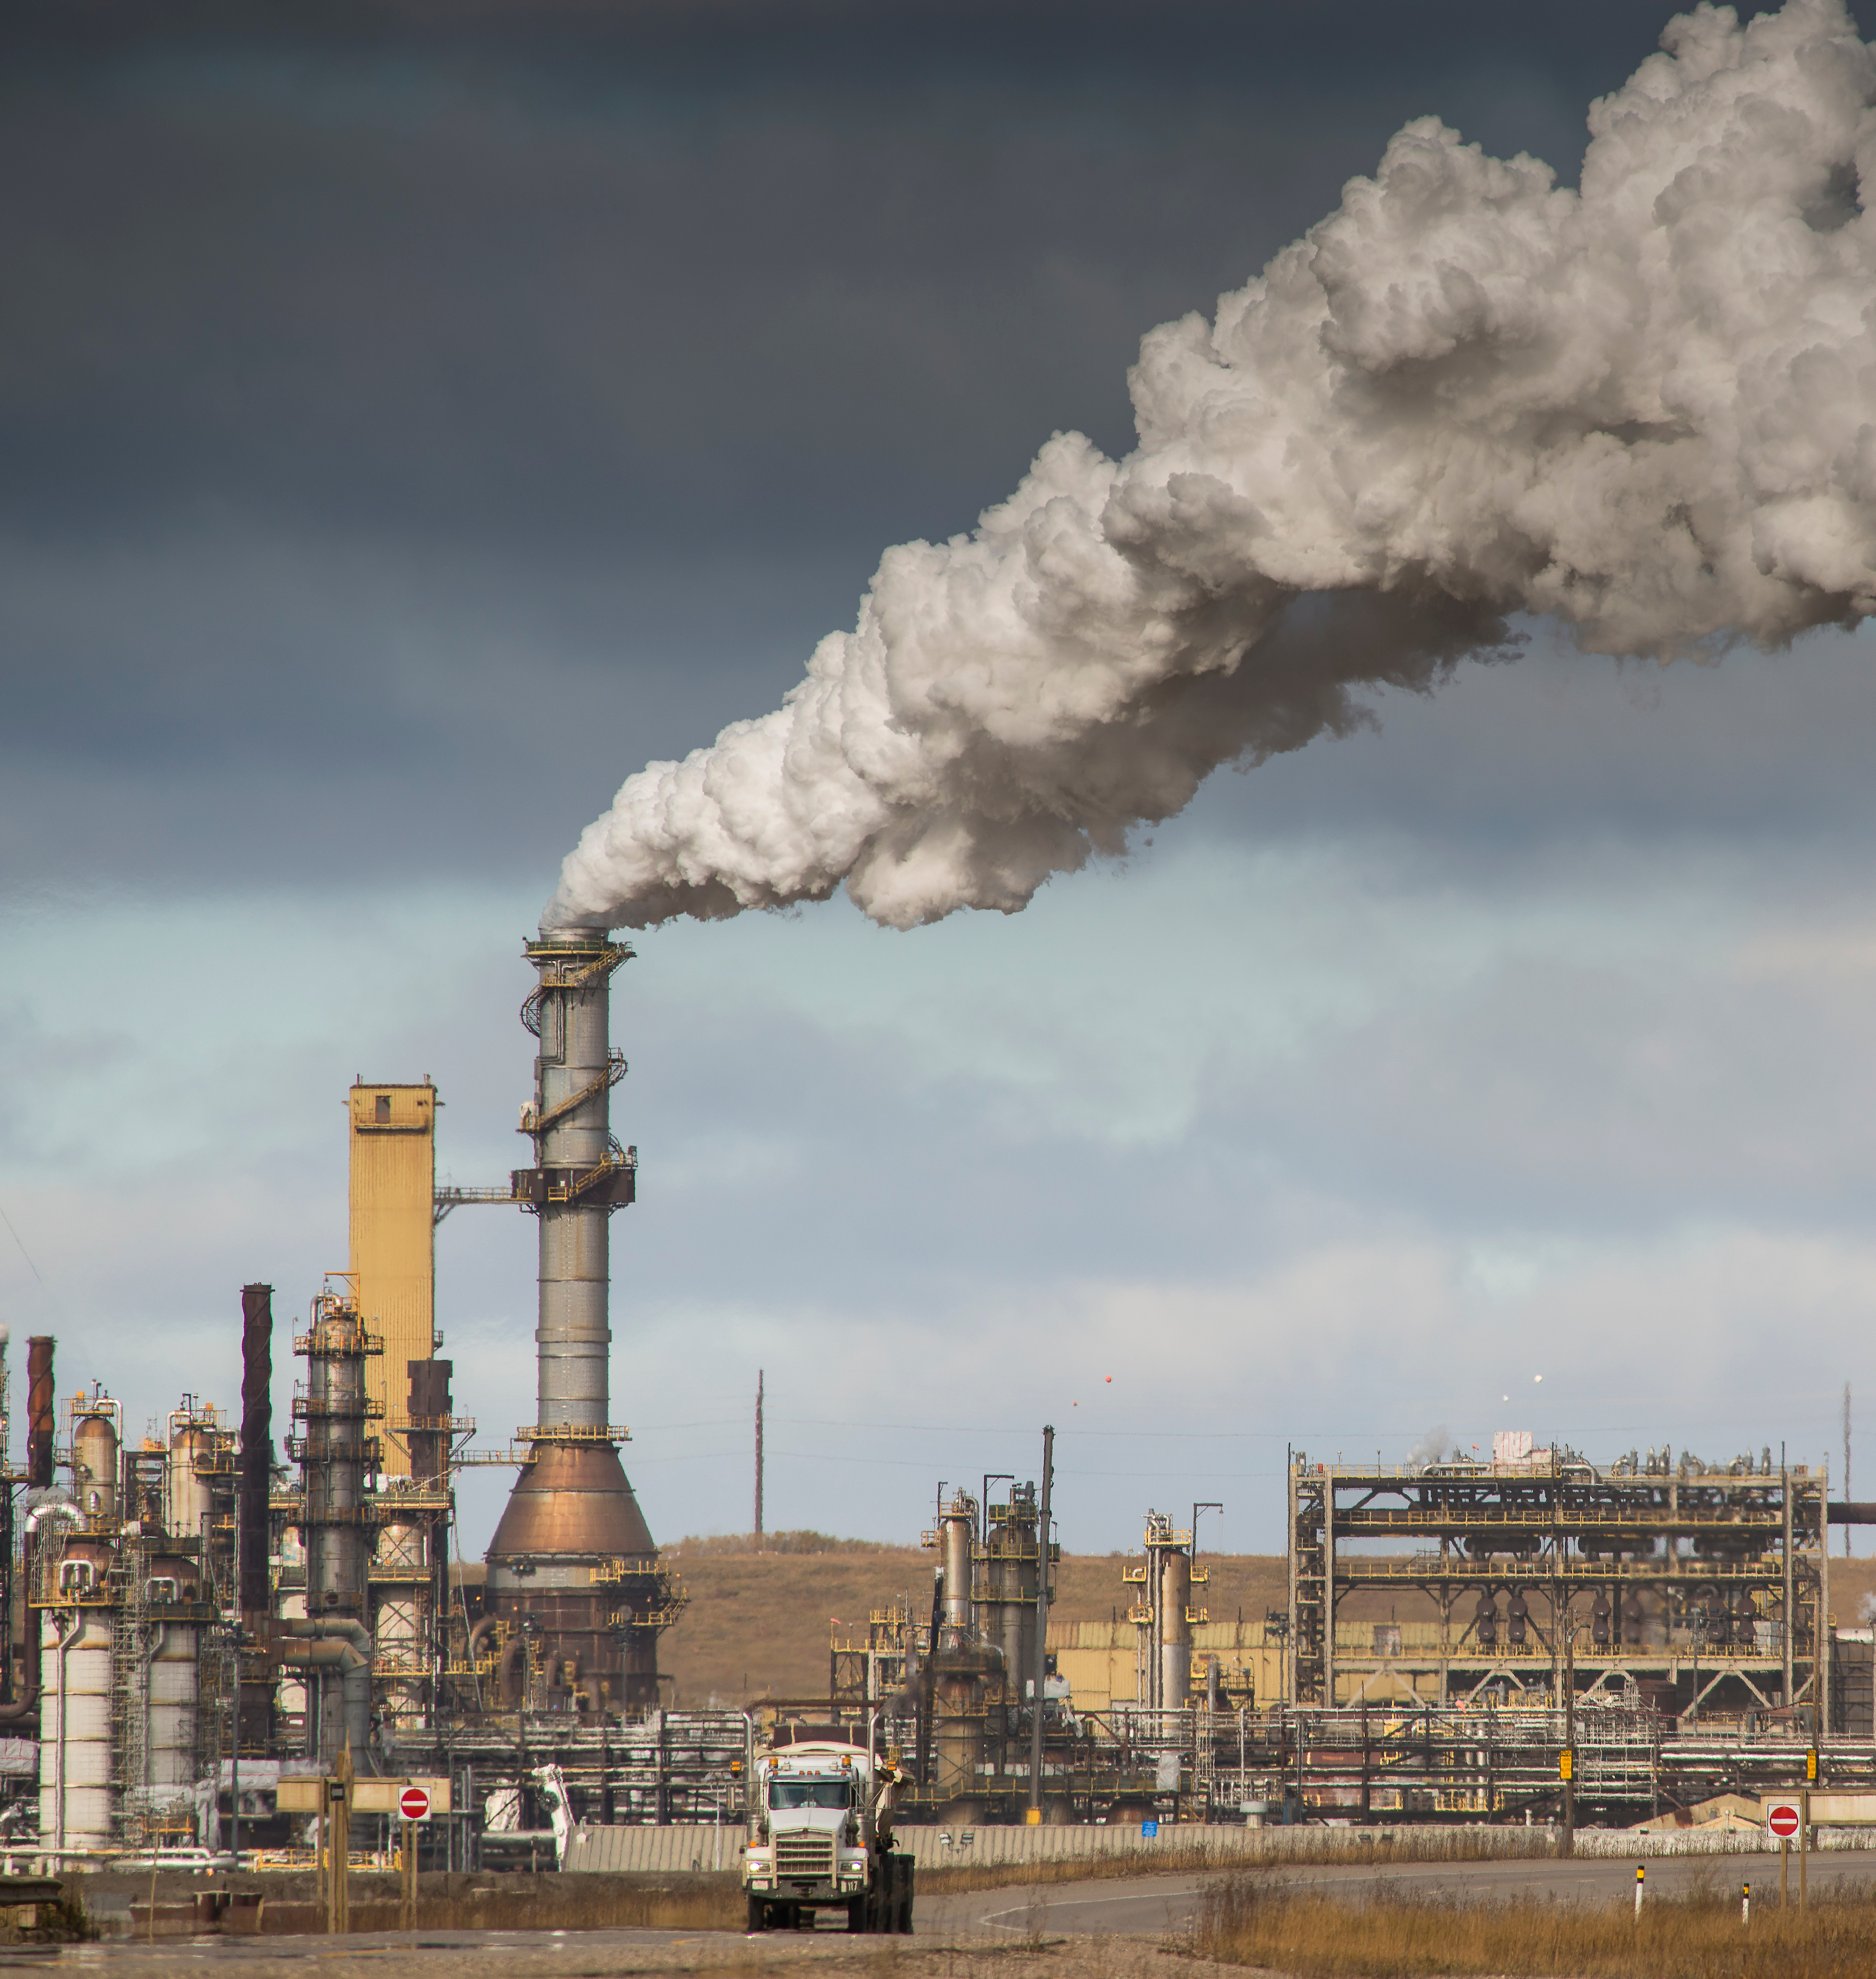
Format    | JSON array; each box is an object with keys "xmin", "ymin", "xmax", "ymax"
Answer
[
  {"xmin": 551, "ymin": 0, "xmax": 1876, "ymax": 932},
  {"xmin": 1407, "ymin": 1425, "xmax": 1454, "ymax": 1469}
]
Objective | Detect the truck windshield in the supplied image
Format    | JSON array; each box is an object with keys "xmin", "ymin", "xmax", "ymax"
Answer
[{"xmin": 768, "ymin": 1780, "xmax": 852, "ymax": 1810}]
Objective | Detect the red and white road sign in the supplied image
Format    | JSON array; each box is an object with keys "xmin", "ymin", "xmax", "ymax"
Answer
[
  {"xmin": 1767, "ymin": 1800, "xmax": 1801, "ymax": 1840},
  {"xmin": 399, "ymin": 1785, "xmax": 432, "ymax": 1824}
]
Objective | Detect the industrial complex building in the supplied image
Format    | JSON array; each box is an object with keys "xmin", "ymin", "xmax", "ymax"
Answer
[{"xmin": 3, "ymin": 926, "xmax": 1875, "ymax": 1872}]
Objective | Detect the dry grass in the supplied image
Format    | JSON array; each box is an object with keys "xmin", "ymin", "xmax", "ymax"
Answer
[{"xmin": 1187, "ymin": 1868, "xmax": 1876, "ymax": 1977}]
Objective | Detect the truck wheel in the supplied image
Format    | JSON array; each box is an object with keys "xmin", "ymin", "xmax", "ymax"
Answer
[
  {"xmin": 847, "ymin": 1896, "xmax": 868, "ymax": 1934},
  {"xmin": 746, "ymin": 1896, "xmax": 768, "ymax": 1934}
]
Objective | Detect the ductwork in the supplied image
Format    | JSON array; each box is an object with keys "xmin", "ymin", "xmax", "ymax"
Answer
[{"xmin": 277, "ymin": 1618, "xmax": 371, "ymax": 1764}]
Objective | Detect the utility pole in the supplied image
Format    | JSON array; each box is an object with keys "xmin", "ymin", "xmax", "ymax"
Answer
[
  {"xmin": 1845, "ymin": 1384, "xmax": 1853, "ymax": 1559},
  {"xmin": 754, "ymin": 1371, "xmax": 764, "ymax": 1543},
  {"xmin": 1561, "ymin": 1602, "xmax": 1575, "ymax": 1859},
  {"xmin": 1027, "ymin": 1424, "xmax": 1054, "ymax": 1822}
]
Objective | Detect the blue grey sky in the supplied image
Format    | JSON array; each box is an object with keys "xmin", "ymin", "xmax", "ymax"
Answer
[{"xmin": 3, "ymin": 0, "xmax": 1873, "ymax": 1556}]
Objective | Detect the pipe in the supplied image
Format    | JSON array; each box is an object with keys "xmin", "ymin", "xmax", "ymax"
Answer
[
  {"xmin": 52, "ymin": 1614, "xmax": 73, "ymax": 1860},
  {"xmin": 239, "ymin": 1285, "xmax": 274, "ymax": 1624},
  {"xmin": 467, "ymin": 1615, "xmax": 499, "ymax": 1662},
  {"xmin": 278, "ymin": 1618, "xmax": 370, "ymax": 1761},
  {"xmin": 498, "ymin": 1633, "xmax": 527, "ymax": 1709}
]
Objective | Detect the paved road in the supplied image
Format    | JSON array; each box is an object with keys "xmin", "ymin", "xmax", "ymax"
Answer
[
  {"xmin": 42, "ymin": 1850, "xmax": 1876, "ymax": 1970},
  {"xmin": 939, "ymin": 1849, "xmax": 1876, "ymax": 1937},
  {"xmin": 47, "ymin": 1928, "xmax": 704, "ymax": 1971}
]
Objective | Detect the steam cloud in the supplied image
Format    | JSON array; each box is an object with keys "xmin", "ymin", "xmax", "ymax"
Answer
[
  {"xmin": 551, "ymin": 0, "xmax": 1876, "ymax": 932},
  {"xmin": 1407, "ymin": 1426, "xmax": 1454, "ymax": 1468}
]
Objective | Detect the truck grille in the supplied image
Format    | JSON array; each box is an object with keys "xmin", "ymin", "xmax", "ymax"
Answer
[{"xmin": 775, "ymin": 1832, "xmax": 835, "ymax": 1881}]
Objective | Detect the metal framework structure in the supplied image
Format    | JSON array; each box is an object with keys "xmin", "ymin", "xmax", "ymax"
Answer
[{"xmin": 1288, "ymin": 1452, "xmax": 1829, "ymax": 1723}]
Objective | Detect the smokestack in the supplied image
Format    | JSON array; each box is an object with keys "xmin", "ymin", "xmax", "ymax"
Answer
[
  {"xmin": 239, "ymin": 1283, "xmax": 274, "ymax": 1624},
  {"xmin": 518, "ymin": 924, "xmax": 633, "ymax": 1430},
  {"xmin": 488, "ymin": 924, "xmax": 676, "ymax": 1715},
  {"xmin": 25, "ymin": 1336, "xmax": 53, "ymax": 1490},
  {"xmin": 407, "ymin": 1357, "xmax": 452, "ymax": 1484}
]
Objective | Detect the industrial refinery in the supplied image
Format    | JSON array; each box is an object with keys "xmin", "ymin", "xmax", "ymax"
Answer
[{"xmin": 0, "ymin": 923, "xmax": 1870, "ymax": 1883}]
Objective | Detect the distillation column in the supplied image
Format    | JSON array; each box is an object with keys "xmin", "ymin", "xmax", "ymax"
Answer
[
  {"xmin": 487, "ymin": 925, "xmax": 679, "ymax": 1716},
  {"xmin": 288, "ymin": 1293, "xmax": 379, "ymax": 1762}
]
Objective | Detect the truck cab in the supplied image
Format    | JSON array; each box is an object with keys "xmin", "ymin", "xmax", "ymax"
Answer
[{"xmin": 741, "ymin": 1738, "xmax": 913, "ymax": 1934}]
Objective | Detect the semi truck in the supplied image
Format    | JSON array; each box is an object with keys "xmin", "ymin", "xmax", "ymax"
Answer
[{"xmin": 741, "ymin": 1736, "xmax": 914, "ymax": 1933}]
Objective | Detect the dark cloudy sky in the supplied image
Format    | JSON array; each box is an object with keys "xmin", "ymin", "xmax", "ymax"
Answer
[{"xmin": 5, "ymin": 0, "xmax": 1876, "ymax": 1569}]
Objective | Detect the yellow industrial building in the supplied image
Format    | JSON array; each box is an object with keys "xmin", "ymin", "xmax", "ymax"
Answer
[{"xmin": 346, "ymin": 1078, "xmax": 438, "ymax": 1475}]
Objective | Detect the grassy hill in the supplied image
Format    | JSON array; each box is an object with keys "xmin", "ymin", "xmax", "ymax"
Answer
[
  {"xmin": 655, "ymin": 1532, "xmax": 1876, "ymax": 1709},
  {"xmin": 656, "ymin": 1532, "xmax": 1289, "ymax": 1708}
]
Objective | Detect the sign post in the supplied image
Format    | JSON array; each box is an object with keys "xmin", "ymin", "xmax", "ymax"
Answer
[
  {"xmin": 1801, "ymin": 1788, "xmax": 1810, "ymax": 1911},
  {"xmin": 1767, "ymin": 1800, "xmax": 1801, "ymax": 1909},
  {"xmin": 399, "ymin": 1785, "xmax": 430, "ymax": 1934},
  {"xmin": 327, "ymin": 1744, "xmax": 354, "ymax": 1936}
]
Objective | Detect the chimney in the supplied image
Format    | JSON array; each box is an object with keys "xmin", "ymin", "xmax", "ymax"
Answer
[
  {"xmin": 25, "ymin": 1336, "xmax": 54, "ymax": 1490},
  {"xmin": 239, "ymin": 1284, "xmax": 274, "ymax": 1624},
  {"xmin": 487, "ymin": 924, "xmax": 677, "ymax": 1714},
  {"xmin": 407, "ymin": 1357, "xmax": 452, "ymax": 1484}
]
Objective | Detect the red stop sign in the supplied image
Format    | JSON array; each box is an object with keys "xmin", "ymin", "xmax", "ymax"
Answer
[
  {"xmin": 399, "ymin": 1785, "xmax": 431, "ymax": 1823},
  {"xmin": 1767, "ymin": 1801, "xmax": 1800, "ymax": 1839}
]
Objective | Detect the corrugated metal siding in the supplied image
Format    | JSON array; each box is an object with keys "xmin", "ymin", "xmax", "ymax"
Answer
[
  {"xmin": 563, "ymin": 1819, "xmax": 1876, "ymax": 1874},
  {"xmin": 566, "ymin": 1822, "xmax": 1303, "ymax": 1872},
  {"xmin": 565, "ymin": 1824, "xmax": 745, "ymax": 1873}
]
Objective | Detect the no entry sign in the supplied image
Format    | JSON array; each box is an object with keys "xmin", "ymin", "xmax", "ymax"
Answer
[
  {"xmin": 399, "ymin": 1785, "xmax": 432, "ymax": 1824},
  {"xmin": 1767, "ymin": 1801, "xmax": 1801, "ymax": 1840}
]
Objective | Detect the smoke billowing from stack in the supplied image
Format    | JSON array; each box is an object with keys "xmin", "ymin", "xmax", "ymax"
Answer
[{"xmin": 548, "ymin": 0, "xmax": 1876, "ymax": 935}]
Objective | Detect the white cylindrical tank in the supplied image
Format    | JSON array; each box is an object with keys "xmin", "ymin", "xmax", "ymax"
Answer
[
  {"xmin": 373, "ymin": 1519, "xmax": 424, "ymax": 1725},
  {"xmin": 40, "ymin": 1607, "xmax": 114, "ymax": 1857},
  {"xmin": 165, "ymin": 1421, "xmax": 214, "ymax": 1546},
  {"xmin": 939, "ymin": 1496, "xmax": 974, "ymax": 1636},
  {"xmin": 147, "ymin": 1566, "xmax": 199, "ymax": 1792}
]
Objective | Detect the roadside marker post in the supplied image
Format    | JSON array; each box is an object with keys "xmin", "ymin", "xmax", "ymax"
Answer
[
  {"xmin": 1634, "ymin": 1864, "xmax": 1644, "ymax": 1920},
  {"xmin": 1742, "ymin": 1881, "xmax": 1751, "ymax": 1926}
]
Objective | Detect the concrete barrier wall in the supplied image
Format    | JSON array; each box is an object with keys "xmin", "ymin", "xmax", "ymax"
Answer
[
  {"xmin": 565, "ymin": 1819, "xmax": 1876, "ymax": 1875},
  {"xmin": 1576, "ymin": 1826, "xmax": 1876, "ymax": 1858}
]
